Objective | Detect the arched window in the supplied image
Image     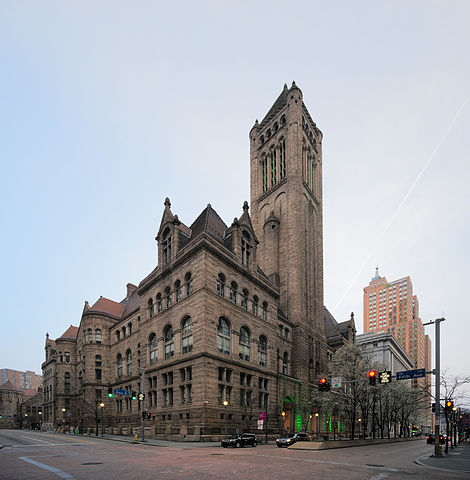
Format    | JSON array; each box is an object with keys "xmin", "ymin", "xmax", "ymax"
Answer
[
  {"xmin": 216, "ymin": 273, "xmax": 226, "ymax": 297},
  {"xmin": 95, "ymin": 329, "xmax": 102, "ymax": 344},
  {"xmin": 241, "ymin": 231, "xmax": 251, "ymax": 267},
  {"xmin": 65, "ymin": 352, "xmax": 70, "ymax": 363},
  {"xmin": 181, "ymin": 316, "xmax": 193, "ymax": 354},
  {"xmin": 59, "ymin": 352, "xmax": 63, "ymax": 363},
  {"xmin": 156, "ymin": 293, "xmax": 162, "ymax": 312},
  {"xmin": 148, "ymin": 298, "xmax": 154, "ymax": 317},
  {"xmin": 185, "ymin": 272, "xmax": 193, "ymax": 296},
  {"xmin": 164, "ymin": 325, "xmax": 174, "ymax": 360},
  {"xmin": 117, "ymin": 354, "xmax": 122, "ymax": 377},
  {"xmin": 261, "ymin": 155, "xmax": 268, "ymax": 192},
  {"xmin": 175, "ymin": 280, "xmax": 182, "ymax": 302},
  {"xmin": 87, "ymin": 328, "xmax": 93, "ymax": 344},
  {"xmin": 149, "ymin": 333, "xmax": 158, "ymax": 365},
  {"xmin": 217, "ymin": 317, "xmax": 231, "ymax": 355},
  {"xmin": 165, "ymin": 286, "xmax": 172, "ymax": 308},
  {"xmin": 282, "ymin": 352, "xmax": 289, "ymax": 375},
  {"xmin": 239, "ymin": 327, "xmax": 251, "ymax": 361},
  {"xmin": 241, "ymin": 288, "xmax": 249, "ymax": 310},
  {"xmin": 270, "ymin": 147, "xmax": 277, "ymax": 186},
  {"xmin": 162, "ymin": 227, "xmax": 171, "ymax": 266},
  {"xmin": 64, "ymin": 372, "xmax": 70, "ymax": 393},
  {"xmin": 258, "ymin": 336, "xmax": 267, "ymax": 367},
  {"xmin": 262, "ymin": 301, "xmax": 268, "ymax": 320},
  {"xmin": 230, "ymin": 281, "xmax": 238, "ymax": 304},
  {"xmin": 126, "ymin": 349, "xmax": 132, "ymax": 376},
  {"xmin": 279, "ymin": 138, "xmax": 286, "ymax": 179},
  {"xmin": 116, "ymin": 330, "xmax": 120, "ymax": 342},
  {"xmin": 128, "ymin": 322, "xmax": 132, "ymax": 335},
  {"xmin": 252, "ymin": 295, "xmax": 259, "ymax": 316}
]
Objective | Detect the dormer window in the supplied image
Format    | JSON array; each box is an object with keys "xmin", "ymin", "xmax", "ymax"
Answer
[
  {"xmin": 162, "ymin": 227, "xmax": 171, "ymax": 266},
  {"xmin": 241, "ymin": 231, "xmax": 252, "ymax": 267}
]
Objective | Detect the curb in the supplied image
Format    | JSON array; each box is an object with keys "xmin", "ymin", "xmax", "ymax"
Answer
[{"xmin": 415, "ymin": 453, "xmax": 470, "ymax": 474}]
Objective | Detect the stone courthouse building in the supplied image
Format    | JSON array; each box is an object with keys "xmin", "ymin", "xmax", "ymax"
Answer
[{"xmin": 42, "ymin": 83, "xmax": 354, "ymax": 439}]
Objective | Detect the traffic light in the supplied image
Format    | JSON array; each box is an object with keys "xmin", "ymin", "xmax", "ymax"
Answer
[
  {"xmin": 368, "ymin": 370, "xmax": 377, "ymax": 386},
  {"xmin": 107, "ymin": 387, "xmax": 113, "ymax": 398},
  {"xmin": 132, "ymin": 391, "xmax": 137, "ymax": 400},
  {"xmin": 432, "ymin": 403, "xmax": 436, "ymax": 413},
  {"xmin": 319, "ymin": 377, "xmax": 330, "ymax": 391},
  {"xmin": 445, "ymin": 400, "xmax": 454, "ymax": 411}
]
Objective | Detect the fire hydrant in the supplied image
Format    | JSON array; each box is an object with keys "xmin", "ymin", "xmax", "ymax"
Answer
[{"xmin": 134, "ymin": 434, "xmax": 139, "ymax": 443}]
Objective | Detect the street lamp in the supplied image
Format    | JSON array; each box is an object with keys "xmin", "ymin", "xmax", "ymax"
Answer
[
  {"xmin": 99, "ymin": 403, "xmax": 105, "ymax": 437},
  {"xmin": 223, "ymin": 400, "xmax": 229, "ymax": 439}
]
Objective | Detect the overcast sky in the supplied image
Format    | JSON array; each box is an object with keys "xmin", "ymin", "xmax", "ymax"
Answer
[{"xmin": 1, "ymin": 1, "xmax": 469, "ymax": 404}]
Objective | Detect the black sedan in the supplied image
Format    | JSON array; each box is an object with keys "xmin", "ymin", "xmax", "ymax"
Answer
[
  {"xmin": 221, "ymin": 433, "xmax": 257, "ymax": 448},
  {"xmin": 276, "ymin": 432, "xmax": 310, "ymax": 447}
]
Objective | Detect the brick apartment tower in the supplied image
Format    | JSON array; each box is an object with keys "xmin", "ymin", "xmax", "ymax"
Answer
[
  {"xmin": 250, "ymin": 82, "xmax": 327, "ymax": 393},
  {"xmin": 363, "ymin": 268, "xmax": 431, "ymax": 396}
]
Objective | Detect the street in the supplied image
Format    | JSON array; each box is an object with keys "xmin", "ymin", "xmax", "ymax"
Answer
[{"xmin": 0, "ymin": 430, "xmax": 468, "ymax": 480}]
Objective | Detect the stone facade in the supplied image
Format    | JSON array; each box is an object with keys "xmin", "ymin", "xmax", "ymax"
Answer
[
  {"xmin": 41, "ymin": 83, "xmax": 353, "ymax": 439},
  {"xmin": 0, "ymin": 381, "xmax": 24, "ymax": 429}
]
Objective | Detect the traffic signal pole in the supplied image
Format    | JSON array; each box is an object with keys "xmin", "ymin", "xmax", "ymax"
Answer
[
  {"xmin": 141, "ymin": 367, "xmax": 145, "ymax": 442},
  {"xmin": 424, "ymin": 317, "xmax": 444, "ymax": 457}
]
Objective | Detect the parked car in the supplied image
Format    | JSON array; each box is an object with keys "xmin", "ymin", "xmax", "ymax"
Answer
[
  {"xmin": 426, "ymin": 434, "xmax": 445, "ymax": 444},
  {"xmin": 221, "ymin": 433, "xmax": 257, "ymax": 448},
  {"xmin": 276, "ymin": 432, "xmax": 310, "ymax": 447}
]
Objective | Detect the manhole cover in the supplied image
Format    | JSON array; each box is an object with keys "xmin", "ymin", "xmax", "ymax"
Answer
[{"xmin": 81, "ymin": 462, "xmax": 103, "ymax": 465}]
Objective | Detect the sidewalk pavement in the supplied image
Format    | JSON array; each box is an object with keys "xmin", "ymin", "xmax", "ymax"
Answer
[{"xmin": 416, "ymin": 443, "xmax": 470, "ymax": 474}]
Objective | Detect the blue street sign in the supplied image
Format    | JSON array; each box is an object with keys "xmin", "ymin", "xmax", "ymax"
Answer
[
  {"xmin": 113, "ymin": 388, "xmax": 130, "ymax": 396},
  {"xmin": 396, "ymin": 368, "xmax": 426, "ymax": 380}
]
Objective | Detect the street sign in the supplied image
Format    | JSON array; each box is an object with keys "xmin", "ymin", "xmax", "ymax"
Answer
[
  {"xmin": 332, "ymin": 377, "xmax": 342, "ymax": 388},
  {"xmin": 396, "ymin": 368, "xmax": 426, "ymax": 381},
  {"xmin": 259, "ymin": 410, "xmax": 266, "ymax": 421},
  {"xmin": 113, "ymin": 388, "xmax": 130, "ymax": 396},
  {"xmin": 378, "ymin": 371, "xmax": 392, "ymax": 384},
  {"xmin": 257, "ymin": 420, "xmax": 264, "ymax": 430},
  {"xmin": 138, "ymin": 393, "xmax": 145, "ymax": 401}
]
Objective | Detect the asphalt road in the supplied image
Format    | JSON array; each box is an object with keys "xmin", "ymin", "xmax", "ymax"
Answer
[{"xmin": 0, "ymin": 430, "xmax": 467, "ymax": 480}]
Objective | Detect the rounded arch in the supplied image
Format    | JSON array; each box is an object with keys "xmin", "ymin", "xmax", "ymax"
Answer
[
  {"xmin": 181, "ymin": 315, "xmax": 193, "ymax": 354},
  {"xmin": 217, "ymin": 316, "xmax": 231, "ymax": 355},
  {"xmin": 258, "ymin": 334, "xmax": 267, "ymax": 367},
  {"xmin": 239, "ymin": 326, "xmax": 251, "ymax": 361},
  {"xmin": 149, "ymin": 333, "xmax": 158, "ymax": 365},
  {"xmin": 163, "ymin": 324, "xmax": 174, "ymax": 360}
]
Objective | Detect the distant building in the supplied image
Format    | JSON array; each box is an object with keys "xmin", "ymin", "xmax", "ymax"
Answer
[
  {"xmin": 1, "ymin": 368, "xmax": 42, "ymax": 393},
  {"xmin": 356, "ymin": 331, "xmax": 414, "ymax": 374},
  {"xmin": 0, "ymin": 381, "xmax": 24, "ymax": 428}
]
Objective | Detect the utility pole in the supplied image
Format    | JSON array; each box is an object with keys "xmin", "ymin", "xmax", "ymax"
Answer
[
  {"xmin": 140, "ymin": 367, "xmax": 145, "ymax": 442},
  {"xmin": 424, "ymin": 317, "xmax": 444, "ymax": 457}
]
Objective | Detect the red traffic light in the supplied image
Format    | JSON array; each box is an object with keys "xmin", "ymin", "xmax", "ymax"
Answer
[
  {"xmin": 368, "ymin": 370, "xmax": 377, "ymax": 378},
  {"xmin": 320, "ymin": 377, "xmax": 327, "ymax": 384}
]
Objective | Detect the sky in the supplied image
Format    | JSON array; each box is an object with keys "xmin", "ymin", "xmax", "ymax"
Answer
[{"xmin": 1, "ymin": 1, "xmax": 469, "ymax": 403}]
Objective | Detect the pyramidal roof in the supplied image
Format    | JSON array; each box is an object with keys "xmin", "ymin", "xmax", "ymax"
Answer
[
  {"xmin": 260, "ymin": 83, "xmax": 289, "ymax": 127},
  {"xmin": 0, "ymin": 380, "xmax": 20, "ymax": 391},
  {"xmin": 189, "ymin": 204, "xmax": 228, "ymax": 242}
]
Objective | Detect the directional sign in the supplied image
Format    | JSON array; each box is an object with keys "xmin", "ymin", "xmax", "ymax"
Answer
[
  {"xmin": 332, "ymin": 377, "xmax": 342, "ymax": 389},
  {"xmin": 396, "ymin": 368, "xmax": 426, "ymax": 381},
  {"xmin": 138, "ymin": 393, "xmax": 145, "ymax": 401},
  {"xmin": 378, "ymin": 371, "xmax": 392, "ymax": 384},
  {"xmin": 257, "ymin": 420, "xmax": 264, "ymax": 430}
]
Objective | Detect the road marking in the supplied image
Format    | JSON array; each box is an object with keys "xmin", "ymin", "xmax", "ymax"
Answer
[
  {"xmin": 13, "ymin": 443, "xmax": 87, "ymax": 447},
  {"xmin": 21, "ymin": 435, "xmax": 56, "ymax": 444},
  {"xmin": 20, "ymin": 457, "xmax": 77, "ymax": 479},
  {"xmin": 370, "ymin": 473, "xmax": 390, "ymax": 480}
]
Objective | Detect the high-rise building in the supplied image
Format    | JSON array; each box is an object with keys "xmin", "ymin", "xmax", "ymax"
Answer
[
  {"xmin": 1, "ymin": 368, "xmax": 42, "ymax": 393},
  {"xmin": 363, "ymin": 268, "xmax": 431, "ymax": 387}
]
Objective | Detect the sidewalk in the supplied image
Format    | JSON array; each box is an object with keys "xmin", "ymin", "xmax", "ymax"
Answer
[{"xmin": 416, "ymin": 443, "xmax": 470, "ymax": 474}]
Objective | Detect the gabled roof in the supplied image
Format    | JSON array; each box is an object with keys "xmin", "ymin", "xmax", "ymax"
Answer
[
  {"xmin": 189, "ymin": 204, "xmax": 228, "ymax": 243},
  {"xmin": 58, "ymin": 325, "xmax": 78, "ymax": 341},
  {"xmin": 90, "ymin": 297, "xmax": 125, "ymax": 317},
  {"xmin": 323, "ymin": 307, "xmax": 343, "ymax": 340},
  {"xmin": 46, "ymin": 335, "xmax": 56, "ymax": 349},
  {"xmin": 121, "ymin": 286, "xmax": 140, "ymax": 319}
]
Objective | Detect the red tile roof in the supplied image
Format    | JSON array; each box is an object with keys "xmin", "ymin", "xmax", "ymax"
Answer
[
  {"xmin": 90, "ymin": 297, "xmax": 125, "ymax": 317},
  {"xmin": 58, "ymin": 325, "xmax": 78, "ymax": 340}
]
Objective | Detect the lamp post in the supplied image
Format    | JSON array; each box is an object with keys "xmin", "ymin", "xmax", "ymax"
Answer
[
  {"xmin": 223, "ymin": 400, "xmax": 229, "ymax": 439},
  {"xmin": 38, "ymin": 410, "xmax": 42, "ymax": 431},
  {"xmin": 281, "ymin": 410, "xmax": 286, "ymax": 436},
  {"xmin": 315, "ymin": 413, "xmax": 319, "ymax": 440},
  {"xmin": 99, "ymin": 403, "xmax": 105, "ymax": 437}
]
